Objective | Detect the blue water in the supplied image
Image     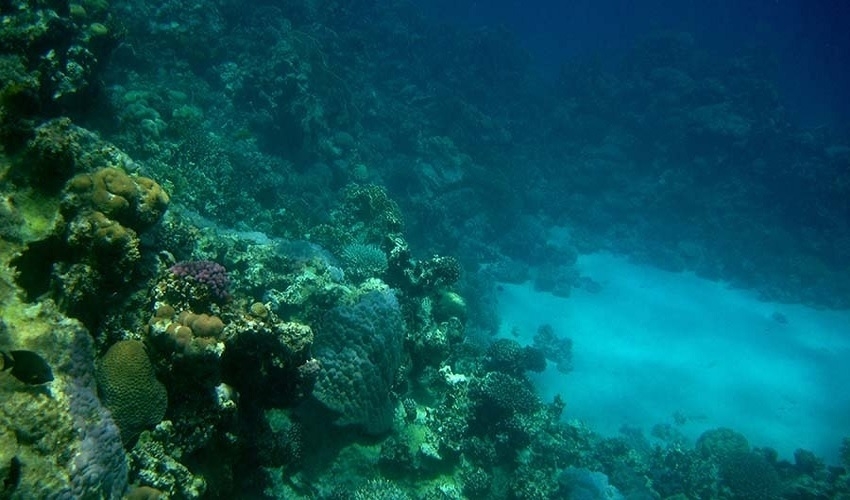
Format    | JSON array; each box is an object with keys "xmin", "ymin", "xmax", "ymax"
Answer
[
  {"xmin": 498, "ymin": 252, "xmax": 850, "ymax": 464},
  {"xmin": 423, "ymin": 0, "xmax": 850, "ymax": 126}
]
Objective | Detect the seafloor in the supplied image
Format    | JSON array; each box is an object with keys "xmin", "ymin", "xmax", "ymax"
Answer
[{"xmin": 0, "ymin": 1, "xmax": 849, "ymax": 499}]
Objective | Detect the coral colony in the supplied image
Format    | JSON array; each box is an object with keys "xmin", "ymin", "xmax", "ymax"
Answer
[{"xmin": 169, "ymin": 261, "xmax": 231, "ymax": 302}]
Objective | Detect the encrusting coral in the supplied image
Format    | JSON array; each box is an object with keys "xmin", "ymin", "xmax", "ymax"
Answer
[{"xmin": 309, "ymin": 288, "xmax": 405, "ymax": 435}]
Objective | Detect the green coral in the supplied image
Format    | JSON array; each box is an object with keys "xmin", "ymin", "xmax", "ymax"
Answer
[
  {"xmin": 719, "ymin": 451, "xmax": 781, "ymax": 500},
  {"xmin": 695, "ymin": 427, "xmax": 750, "ymax": 462},
  {"xmin": 96, "ymin": 340, "xmax": 168, "ymax": 443}
]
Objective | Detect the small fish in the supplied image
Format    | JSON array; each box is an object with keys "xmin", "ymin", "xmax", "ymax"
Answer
[{"xmin": 1, "ymin": 350, "xmax": 54, "ymax": 385}]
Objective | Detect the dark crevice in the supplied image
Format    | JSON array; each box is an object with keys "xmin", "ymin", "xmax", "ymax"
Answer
[{"xmin": 10, "ymin": 237, "xmax": 65, "ymax": 302}]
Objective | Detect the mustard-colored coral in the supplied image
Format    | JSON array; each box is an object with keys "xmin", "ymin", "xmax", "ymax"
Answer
[
  {"xmin": 65, "ymin": 210, "xmax": 141, "ymax": 276},
  {"xmin": 182, "ymin": 312, "xmax": 225, "ymax": 338},
  {"xmin": 148, "ymin": 307, "xmax": 225, "ymax": 361},
  {"xmin": 133, "ymin": 176, "xmax": 170, "ymax": 226},
  {"xmin": 96, "ymin": 340, "xmax": 167, "ymax": 443},
  {"xmin": 57, "ymin": 166, "xmax": 168, "ymax": 301},
  {"xmin": 64, "ymin": 167, "xmax": 169, "ymax": 229}
]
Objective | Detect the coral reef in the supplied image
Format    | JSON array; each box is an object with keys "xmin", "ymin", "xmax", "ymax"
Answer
[
  {"xmin": 0, "ymin": 302, "xmax": 129, "ymax": 499},
  {"xmin": 167, "ymin": 260, "xmax": 230, "ymax": 304},
  {"xmin": 129, "ymin": 423, "xmax": 207, "ymax": 499},
  {"xmin": 484, "ymin": 338, "xmax": 547, "ymax": 376},
  {"xmin": 333, "ymin": 184, "xmax": 405, "ymax": 244},
  {"xmin": 62, "ymin": 166, "xmax": 169, "ymax": 228},
  {"xmin": 309, "ymin": 289, "xmax": 405, "ymax": 434},
  {"xmin": 1, "ymin": 1, "xmax": 849, "ymax": 498},
  {"xmin": 96, "ymin": 339, "xmax": 168, "ymax": 443},
  {"xmin": 0, "ymin": 0, "xmax": 119, "ymax": 146},
  {"xmin": 340, "ymin": 242, "xmax": 388, "ymax": 283},
  {"xmin": 720, "ymin": 451, "xmax": 782, "ymax": 500},
  {"xmin": 222, "ymin": 307, "xmax": 315, "ymax": 404},
  {"xmin": 64, "ymin": 328, "xmax": 130, "ymax": 500},
  {"xmin": 533, "ymin": 323, "xmax": 574, "ymax": 374},
  {"xmin": 8, "ymin": 120, "xmax": 170, "ymax": 329},
  {"xmin": 558, "ymin": 467, "xmax": 624, "ymax": 500}
]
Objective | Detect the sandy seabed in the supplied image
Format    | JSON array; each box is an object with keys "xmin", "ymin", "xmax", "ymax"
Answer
[{"xmin": 498, "ymin": 252, "xmax": 850, "ymax": 464}]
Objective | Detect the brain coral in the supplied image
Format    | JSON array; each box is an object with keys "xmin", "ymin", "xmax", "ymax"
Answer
[
  {"xmin": 312, "ymin": 289, "xmax": 404, "ymax": 434},
  {"xmin": 96, "ymin": 340, "xmax": 168, "ymax": 443},
  {"xmin": 64, "ymin": 167, "xmax": 169, "ymax": 229}
]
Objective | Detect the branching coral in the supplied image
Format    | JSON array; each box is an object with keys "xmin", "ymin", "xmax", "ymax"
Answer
[
  {"xmin": 154, "ymin": 260, "xmax": 230, "ymax": 312},
  {"xmin": 340, "ymin": 242, "xmax": 388, "ymax": 283}
]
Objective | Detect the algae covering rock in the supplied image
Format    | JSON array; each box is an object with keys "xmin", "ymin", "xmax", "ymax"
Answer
[
  {"xmin": 97, "ymin": 339, "xmax": 168, "ymax": 442},
  {"xmin": 0, "ymin": 301, "xmax": 129, "ymax": 499}
]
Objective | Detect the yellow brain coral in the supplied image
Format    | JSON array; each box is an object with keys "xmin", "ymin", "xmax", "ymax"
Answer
[
  {"xmin": 177, "ymin": 311, "xmax": 225, "ymax": 338},
  {"xmin": 96, "ymin": 340, "xmax": 167, "ymax": 443},
  {"xmin": 64, "ymin": 167, "xmax": 169, "ymax": 229}
]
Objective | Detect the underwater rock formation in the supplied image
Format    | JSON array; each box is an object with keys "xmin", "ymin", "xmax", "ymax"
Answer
[
  {"xmin": 8, "ymin": 120, "xmax": 170, "ymax": 328},
  {"xmin": 0, "ymin": 302, "xmax": 128, "ymax": 499},
  {"xmin": 129, "ymin": 423, "xmax": 207, "ymax": 499}
]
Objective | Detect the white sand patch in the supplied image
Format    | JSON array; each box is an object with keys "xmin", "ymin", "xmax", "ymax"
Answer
[{"xmin": 497, "ymin": 252, "xmax": 850, "ymax": 463}]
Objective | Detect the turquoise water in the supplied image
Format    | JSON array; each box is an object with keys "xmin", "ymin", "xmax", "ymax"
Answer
[{"xmin": 498, "ymin": 253, "xmax": 850, "ymax": 464}]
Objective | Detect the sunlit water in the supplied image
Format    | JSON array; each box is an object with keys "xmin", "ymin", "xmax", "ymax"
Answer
[{"xmin": 498, "ymin": 252, "xmax": 850, "ymax": 464}]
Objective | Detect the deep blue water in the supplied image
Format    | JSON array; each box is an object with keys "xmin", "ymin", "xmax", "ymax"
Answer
[{"xmin": 422, "ymin": 0, "xmax": 850, "ymax": 126}]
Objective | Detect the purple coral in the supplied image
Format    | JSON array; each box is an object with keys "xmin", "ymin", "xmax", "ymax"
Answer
[
  {"xmin": 169, "ymin": 260, "xmax": 230, "ymax": 301},
  {"xmin": 62, "ymin": 328, "xmax": 129, "ymax": 499}
]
